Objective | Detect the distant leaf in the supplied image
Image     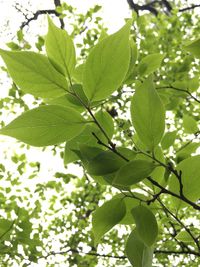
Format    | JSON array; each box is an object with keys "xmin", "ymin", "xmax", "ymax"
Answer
[
  {"xmin": 45, "ymin": 16, "xmax": 76, "ymax": 77},
  {"xmin": 175, "ymin": 230, "xmax": 195, "ymax": 243},
  {"xmin": 113, "ymin": 160, "xmax": 156, "ymax": 186},
  {"xmin": 87, "ymin": 151, "xmax": 125, "ymax": 176},
  {"xmin": 184, "ymin": 38, "xmax": 200, "ymax": 58},
  {"xmin": 138, "ymin": 53, "xmax": 165, "ymax": 76},
  {"xmin": 83, "ymin": 20, "xmax": 131, "ymax": 102},
  {"xmin": 131, "ymin": 205, "xmax": 158, "ymax": 246},
  {"xmin": 161, "ymin": 131, "xmax": 177, "ymax": 150},
  {"xmin": 169, "ymin": 155, "xmax": 200, "ymax": 202},
  {"xmin": 92, "ymin": 198, "xmax": 126, "ymax": 244},
  {"xmin": 183, "ymin": 115, "xmax": 198, "ymax": 134},
  {"xmin": 126, "ymin": 229, "xmax": 154, "ymax": 267},
  {"xmin": 0, "ymin": 49, "xmax": 68, "ymax": 98},
  {"xmin": 0, "ymin": 105, "xmax": 86, "ymax": 146},
  {"xmin": 131, "ymin": 76, "xmax": 165, "ymax": 150}
]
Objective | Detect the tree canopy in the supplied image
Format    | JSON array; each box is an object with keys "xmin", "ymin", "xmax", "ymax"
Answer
[{"xmin": 0, "ymin": 1, "xmax": 200, "ymax": 266}]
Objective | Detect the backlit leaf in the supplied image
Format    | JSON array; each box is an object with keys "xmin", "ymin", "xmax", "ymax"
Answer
[
  {"xmin": 131, "ymin": 76, "xmax": 165, "ymax": 150},
  {"xmin": 0, "ymin": 49, "xmax": 68, "ymax": 98},
  {"xmin": 0, "ymin": 105, "xmax": 86, "ymax": 146},
  {"xmin": 83, "ymin": 20, "xmax": 131, "ymax": 102}
]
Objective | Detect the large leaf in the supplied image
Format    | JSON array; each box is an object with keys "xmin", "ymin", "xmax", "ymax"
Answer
[
  {"xmin": 0, "ymin": 105, "xmax": 86, "ymax": 146},
  {"xmin": 45, "ymin": 16, "xmax": 76, "ymax": 77},
  {"xmin": 0, "ymin": 49, "xmax": 68, "ymax": 98},
  {"xmin": 83, "ymin": 20, "xmax": 131, "ymax": 102},
  {"xmin": 113, "ymin": 160, "xmax": 156, "ymax": 186},
  {"xmin": 87, "ymin": 151, "xmax": 125, "ymax": 176},
  {"xmin": 130, "ymin": 76, "xmax": 165, "ymax": 150},
  {"xmin": 131, "ymin": 205, "xmax": 158, "ymax": 247},
  {"xmin": 184, "ymin": 38, "xmax": 200, "ymax": 58},
  {"xmin": 125, "ymin": 229, "xmax": 154, "ymax": 267},
  {"xmin": 138, "ymin": 53, "xmax": 165, "ymax": 76},
  {"xmin": 169, "ymin": 155, "xmax": 200, "ymax": 202},
  {"xmin": 92, "ymin": 198, "xmax": 126, "ymax": 244}
]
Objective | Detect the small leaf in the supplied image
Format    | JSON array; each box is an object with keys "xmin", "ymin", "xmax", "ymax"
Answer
[
  {"xmin": 83, "ymin": 20, "xmax": 131, "ymax": 101},
  {"xmin": 87, "ymin": 151, "xmax": 125, "ymax": 176},
  {"xmin": 45, "ymin": 16, "xmax": 76, "ymax": 77},
  {"xmin": 95, "ymin": 110, "xmax": 114, "ymax": 139},
  {"xmin": 0, "ymin": 105, "xmax": 86, "ymax": 146},
  {"xmin": 184, "ymin": 38, "xmax": 200, "ymax": 58},
  {"xmin": 131, "ymin": 76, "xmax": 165, "ymax": 150},
  {"xmin": 175, "ymin": 231, "xmax": 195, "ymax": 243},
  {"xmin": 138, "ymin": 53, "xmax": 165, "ymax": 76},
  {"xmin": 92, "ymin": 198, "xmax": 126, "ymax": 244},
  {"xmin": 183, "ymin": 115, "xmax": 198, "ymax": 134},
  {"xmin": 0, "ymin": 49, "xmax": 68, "ymax": 98},
  {"xmin": 126, "ymin": 229, "xmax": 154, "ymax": 267},
  {"xmin": 161, "ymin": 131, "xmax": 177, "ymax": 150},
  {"xmin": 131, "ymin": 205, "xmax": 158, "ymax": 246},
  {"xmin": 113, "ymin": 160, "xmax": 156, "ymax": 186}
]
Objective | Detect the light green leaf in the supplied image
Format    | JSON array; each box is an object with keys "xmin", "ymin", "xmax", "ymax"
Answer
[
  {"xmin": 183, "ymin": 115, "xmax": 198, "ymax": 134},
  {"xmin": 92, "ymin": 198, "xmax": 126, "ymax": 244},
  {"xmin": 87, "ymin": 151, "xmax": 125, "ymax": 176},
  {"xmin": 175, "ymin": 231, "xmax": 195, "ymax": 243},
  {"xmin": 169, "ymin": 155, "xmax": 200, "ymax": 202},
  {"xmin": 0, "ymin": 105, "xmax": 86, "ymax": 146},
  {"xmin": 73, "ymin": 63, "xmax": 85, "ymax": 83},
  {"xmin": 124, "ymin": 39, "xmax": 138, "ymax": 83},
  {"xmin": 131, "ymin": 205, "xmax": 158, "ymax": 246},
  {"xmin": 83, "ymin": 20, "xmax": 131, "ymax": 102},
  {"xmin": 45, "ymin": 16, "xmax": 76, "ymax": 77},
  {"xmin": 131, "ymin": 76, "xmax": 165, "ymax": 150},
  {"xmin": 113, "ymin": 160, "xmax": 156, "ymax": 186},
  {"xmin": 126, "ymin": 229, "xmax": 154, "ymax": 267},
  {"xmin": 0, "ymin": 49, "xmax": 68, "ymax": 98},
  {"xmin": 161, "ymin": 131, "xmax": 177, "ymax": 150},
  {"xmin": 184, "ymin": 38, "xmax": 200, "ymax": 58},
  {"xmin": 138, "ymin": 53, "xmax": 165, "ymax": 76}
]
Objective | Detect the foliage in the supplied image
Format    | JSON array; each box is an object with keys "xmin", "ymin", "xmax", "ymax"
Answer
[{"xmin": 0, "ymin": 1, "xmax": 200, "ymax": 266}]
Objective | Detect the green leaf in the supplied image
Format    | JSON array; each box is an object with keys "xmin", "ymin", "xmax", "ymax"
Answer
[
  {"xmin": 130, "ymin": 76, "xmax": 165, "ymax": 150},
  {"xmin": 87, "ymin": 151, "xmax": 125, "ymax": 176},
  {"xmin": 124, "ymin": 39, "xmax": 138, "ymax": 83},
  {"xmin": 45, "ymin": 16, "xmax": 76, "ymax": 77},
  {"xmin": 83, "ymin": 20, "xmax": 131, "ymax": 102},
  {"xmin": 0, "ymin": 49, "xmax": 68, "ymax": 98},
  {"xmin": 0, "ymin": 105, "xmax": 86, "ymax": 146},
  {"xmin": 73, "ymin": 63, "xmax": 85, "ymax": 83},
  {"xmin": 92, "ymin": 198, "xmax": 126, "ymax": 244},
  {"xmin": 125, "ymin": 229, "xmax": 154, "ymax": 267},
  {"xmin": 175, "ymin": 231, "xmax": 195, "ymax": 243},
  {"xmin": 184, "ymin": 38, "xmax": 200, "ymax": 58},
  {"xmin": 169, "ymin": 155, "xmax": 200, "ymax": 202},
  {"xmin": 183, "ymin": 115, "xmax": 198, "ymax": 134},
  {"xmin": 113, "ymin": 160, "xmax": 156, "ymax": 186},
  {"xmin": 95, "ymin": 110, "xmax": 114, "ymax": 139},
  {"xmin": 138, "ymin": 53, "xmax": 165, "ymax": 76},
  {"xmin": 131, "ymin": 205, "xmax": 158, "ymax": 246},
  {"xmin": 161, "ymin": 131, "xmax": 177, "ymax": 150}
]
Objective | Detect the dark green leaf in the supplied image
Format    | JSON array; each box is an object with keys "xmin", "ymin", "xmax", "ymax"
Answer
[
  {"xmin": 126, "ymin": 229, "xmax": 153, "ymax": 267},
  {"xmin": 113, "ymin": 160, "xmax": 156, "ymax": 186},
  {"xmin": 92, "ymin": 198, "xmax": 126, "ymax": 244},
  {"xmin": 131, "ymin": 205, "xmax": 158, "ymax": 246}
]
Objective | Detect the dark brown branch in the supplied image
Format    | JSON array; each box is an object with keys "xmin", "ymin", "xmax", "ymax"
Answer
[
  {"xmin": 127, "ymin": 0, "xmax": 158, "ymax": 16},
  {"xmin": 21, "ymin": 10, "xmax": 56, "ymax": 29},
  {"xmin": 20, "ymin": 0, "xmax": 64, "ymax": 29},
  {"xmin": 179, "ymin": 4, "xmax": 200, "ymax": 12}
]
